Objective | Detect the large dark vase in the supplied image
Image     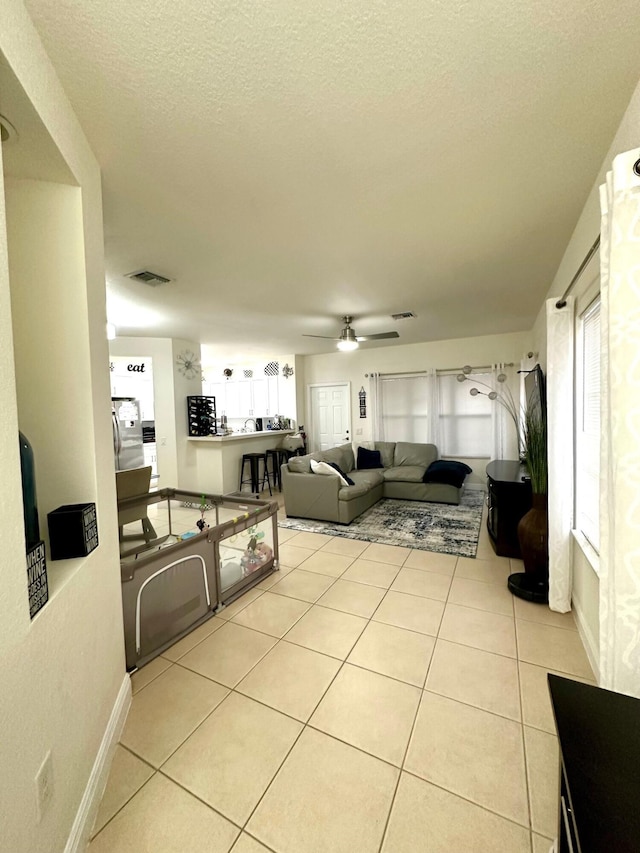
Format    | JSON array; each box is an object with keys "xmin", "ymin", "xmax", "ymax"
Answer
[{"xmin": 509, "ymin": 494, "xmax": 549, "ymax": 603}]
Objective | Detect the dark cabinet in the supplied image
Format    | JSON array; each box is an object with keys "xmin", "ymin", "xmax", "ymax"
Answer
[
  {"xmin": 486, "ymin": 460, "xmax": 531, "ymax": 558},
  {"xmin": 548, "ymin": 674, "xmax": 640, "ymax": 852}
]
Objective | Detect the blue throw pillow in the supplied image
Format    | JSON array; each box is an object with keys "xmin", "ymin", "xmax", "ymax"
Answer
[
  {"xmin": 423, "ymin": 460, "xmax": 472, "ymax": 488},
  {"xmin": 326, "ymin": 461, "xmax": 355, "ymax": 486},
  {"xmin": 357, "ymin": 447, "xmax": 383, "ymax": 470}
]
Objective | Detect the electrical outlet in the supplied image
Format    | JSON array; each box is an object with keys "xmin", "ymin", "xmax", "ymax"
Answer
[{"xmin": 35, "ymin": 751, "xmax": 53, "ymax": 822}]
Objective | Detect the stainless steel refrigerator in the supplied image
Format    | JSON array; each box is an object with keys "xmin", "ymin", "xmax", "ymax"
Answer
[{"xmin": 112, "ymin": 397, "xmax": 145, "ymax": 471}]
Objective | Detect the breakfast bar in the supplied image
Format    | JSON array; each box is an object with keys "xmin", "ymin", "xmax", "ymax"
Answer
[{"xmin": 188, "ymin": 430, "xmax": 295, "ymax": 494}]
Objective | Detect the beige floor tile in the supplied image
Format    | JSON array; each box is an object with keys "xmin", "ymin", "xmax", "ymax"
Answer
[
  {"xmin": 310, "ymin": 664, "xmax": 420, "ymax": 766},
  {"xmin": 514, "ymin": 597, "xmax": 577, "ymax": 630},
  {"xmin": 519, "ymin": 662, "xmax": 594, "ymax": 734},
  {"xmin": 532, "ymin": 833, "xmax": 554, "ymax": 853},
  {"xmin": 231, "ymin": 591, "xmax": 309, "ymax": 637},
  {"xmin": 406, "ymin": 692, "xmax": 529, "ymax": 826},
  {"xmin": 403, "ymin": 550, "xmax": 457, "ymax": 576},
  {"xmin": 91, "ymin": 746, "xmax": 154, "ymax": 838},
  {"xmin": 247, "ymin": 728, "xmax": 398, "ymax": 853},
  {"xmin": 317, "ymin": 578, "xmax": 386, "ymax": 618},
  {"xmin": 390, "ymin": 567, "xmax": 452, "ymax": 601},
  {"xmin": 88, "ymin": 773, "xmax": 238, "ymax": 853},
  {"xmin": 216, "ymin": 588, "xmax": 265, "ymax": 620},
  {"xmin": 294, "ymin": 550, "xmax": 354, "ymax": 578},
  {"xmin": 120, "ymin": 665, "xmax": 229, "ymax": 767},
  {"xmin": 426, "ymin": 639, "xmax": 521, "ymax": 720},
  {"xmin": 341, "ymin": 558, "xmax": 401, "ymax": 589},
  {"xmin": 163, "ymin": 692, "xmax": 302, "ymax": 825},
  {"xmin": 284, "ymin": 604, "xmax": 368, "ymax": 659},
  {"xmin": 360, "ymin": 541, "xmax": 411, "ymax": 566},
  {"xmin": 231, "ymin": 835, "xmax": 272, "ymax": 853},
  {"xmin": 278, "ymin": 544, "xmax": 316, "ymax": 567},
  {"xmin": 455, "ymin": 555, "xmax": 512, "ymax": 584},
  {"xmin": 372, "ymin": 590, "xmax": 444, "ymax": 636},
  {"xmin": 439, "ymin": 603, "xmax": 517, "ymax": 657},
  {"xmin": 178, "ymin": 622, "xmax": 277, "ymax": 688},
  {"xmin": 449, "ymin": 576, "xmax": 514, "ymax": 617},
  {"xmin": 161, "ymin": 616, "xmax": 224, "ymax": 662},
  {"xmin": 381, "ymin": 772, "xmax": 531, "ymax": 853},
  {"xmin": 275, "ymin": 527, "xmax": 301, "ymax": 544},
  {"xmin": 269, "ymin": 568, "xmax": 335, "ymax": 602},
  {"xmin": 236, "ymin": 640, "xmax": 341, "ymax": 721},
  {"xmin": 516, "ymin": 620, "xmax": 593, "ymax": 678},
  {"xmin": 524, "ymin": 725, "xmax": 560, "ymax": 838},
  {"xmin": 348, "ymin": 621, "xmax": 435, "ymax": 687},
  {"xmin": 131, "ymin": 657, "xmax": 172, "ymax": 693},
  {"xmin": 286, "ymin": 531, "xmax": 335, "ymax": 549},
  {"xmin": 256, "ymin": 564, "xmax": 294, "ymax": 590},
  {"xmin": 319, "ymin": 537, "xmax": 370, "ymax": 558}
]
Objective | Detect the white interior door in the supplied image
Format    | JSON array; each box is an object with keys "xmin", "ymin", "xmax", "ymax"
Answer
[{"xmin": 309, "ymin": 384, "xmax": 351, "ymax": 451}]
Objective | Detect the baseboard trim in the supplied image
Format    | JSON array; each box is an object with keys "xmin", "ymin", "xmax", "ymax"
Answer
[
  {"xmin": 572, "ymin": 595, "xmax": 600, "ymax": 682},
  {"xmin": 64, "ymin": 672, "xmax": 132, "ymax": 853}
]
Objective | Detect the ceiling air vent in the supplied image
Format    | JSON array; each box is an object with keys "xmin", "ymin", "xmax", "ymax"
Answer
[
  {"xmin": 391, "ymin": 311, "xmax": 416, "ymax": 320},
  {"xmin": 126, "ymin": 270, "xmax": 172, "ymax": 286}
]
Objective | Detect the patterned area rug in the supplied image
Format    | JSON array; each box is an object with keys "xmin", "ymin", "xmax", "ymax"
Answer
[{"xmin": 279, "ymin": 490, "xmax": 484, "ymax": 558}]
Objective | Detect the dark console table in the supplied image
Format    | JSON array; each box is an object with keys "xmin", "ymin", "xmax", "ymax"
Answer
[
  {"xmin": 485, "ymin": 460, "xmax": 532, "ymax": 558},
  {"xmin": 548, "ymin": 674, "xmax": 640, "ymax": 852}
]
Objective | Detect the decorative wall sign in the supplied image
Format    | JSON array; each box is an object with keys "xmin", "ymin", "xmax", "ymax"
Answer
[
  {"xmin": 26, "ymin": 540, "xmax": 48, "ymax": 619},
  {"xmin": 47, "ymin": 503, "xmax": 99, "ymax": 560},
  {"xmin": 264, "ymin": 361, "xmax": 279, "ymax": 376},
  {"xmin": 282, "ymin": 364, "xmax": 294, "ymax": 379},
  {"xmin": 176, "ymin": 350, "xmax": 201, "ymax": 380},
  {"xmin": 359, "ymin": 386, "xmax": 367, "ymax": 418}
]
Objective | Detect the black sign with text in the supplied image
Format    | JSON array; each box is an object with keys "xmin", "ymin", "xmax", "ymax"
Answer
[{"xmin": 27, "ymin": 540, "xmax": 48, "ymax": 619}]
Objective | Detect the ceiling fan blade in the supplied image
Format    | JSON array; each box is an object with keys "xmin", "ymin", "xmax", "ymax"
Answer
[
  {"xmin": 356, "ymin": 331, "xmax": 400, "ymax": 341},
  {"xmin": 302, "ymin": 334, "xmax": 340, "ymax": 340}
]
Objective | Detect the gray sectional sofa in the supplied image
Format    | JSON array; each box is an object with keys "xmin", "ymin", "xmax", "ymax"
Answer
[{"xmin": 281, "ymin": 441, "xmax": 466, "ymax": 524}]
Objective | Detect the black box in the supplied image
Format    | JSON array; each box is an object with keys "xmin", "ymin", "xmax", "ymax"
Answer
[
  {"xmin": 26, "ymin": 540, "xmax": 48, "ymax": 618},
  {"xmin": 47, "ymin": 503, "xmax": 99, "ymax": 560}
]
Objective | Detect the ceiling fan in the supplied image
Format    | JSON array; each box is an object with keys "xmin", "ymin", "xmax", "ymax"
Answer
[{"xmin": 303, "ymin": 316, "xmax": 400, "ymax": 351}]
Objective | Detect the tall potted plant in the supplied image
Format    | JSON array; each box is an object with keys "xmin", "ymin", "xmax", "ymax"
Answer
[{"xmin": 509, "ymin": 407, "xmax": 549, "ymax": 603}]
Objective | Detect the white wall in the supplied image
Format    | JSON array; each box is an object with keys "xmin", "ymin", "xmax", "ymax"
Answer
[
  {"xmin": 109, "ymin": 337, "xmax": 179, "ymax": 486},
  {"xmin": 532, "ymin": 74, "xmax": 640, "ymax": 678},
  {"xmin": 301, "ymin": 330, "xmax": 532, "ymax": 486},
  {"xmin": 0, "ymin": 5, "xmax": 126, "ymax": 851}
]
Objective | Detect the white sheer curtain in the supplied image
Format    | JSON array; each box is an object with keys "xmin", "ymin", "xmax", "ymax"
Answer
[
  {"xmin": 425, "ymin": 368, "xmax": 440, "ymax": 446},
  {"xmin": 546, "ymin": 298, "xmax": 575, "ymax": 613},
  {"xmin": 369, "ymin": 372, "xmax": 384, "ymax": 441},
  {"xmin": 598, "ymin": 147, "xmax": 640, "ymax": 697},
  {"xmin": 490, "ymin": 363, "xmax": 518, "ymax": 460}
]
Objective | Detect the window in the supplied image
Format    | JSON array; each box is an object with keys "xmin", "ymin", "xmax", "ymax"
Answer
[
  {"xmin": 380, "ymin": 375, "xmax": 429, "ymax": 442},
  {"xmin": 575, "ymin": 297, "xmax": 600, "ymax": 552},
  {"xmin": 438, "ymin": 373, "xmax": 492, "ymax": 456}
]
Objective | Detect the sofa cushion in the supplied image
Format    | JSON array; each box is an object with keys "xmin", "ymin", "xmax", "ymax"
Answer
[
  {"xmin": 423, "ymin": 459, "xmax": 472, "ymax": 488},
  {"xmin": 288, "ymin": 452, "xmax": 321, "ymax": 474},
  {"xmin": 393, "ymin": 442, "xmax": 438, "ymax": 468},
  {"xmin": 356, "ymin": 446, "xmax": 383, "ymax": 470},
  {"xmin": 320, "ymin": 444, "xmax": 354, "ymax": 474},
  {"xmin": 339, "ymin": 483, "xmax": 373, "ymax": 501},
  {"xmin": 374, "ymin": 442, "xmax": 396, "ymax": 469},
  {"xmin": 310, "ymin": 458, "xmax": 354, "ymax": 486},
  {"xmin": 383, "ymin": 465, "xmax": 426, "ymax": 483},
  {"xmin": 349, "ymin": 469, "xmax": 385, "ymax": 489}
]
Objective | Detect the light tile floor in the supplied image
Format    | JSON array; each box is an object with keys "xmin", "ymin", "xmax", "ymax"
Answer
[{"xmin": 94, "ymin": 498, "xmax": 594, "ymax": 852}]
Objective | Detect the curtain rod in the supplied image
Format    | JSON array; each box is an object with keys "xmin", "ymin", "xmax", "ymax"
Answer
[
  {"xmin": 369, "ymin": 363, "xmax": 514, "ymax": 378},
  {"xmin": 555, "ymin": 235, "xmax": 600, "ymax": 309}
]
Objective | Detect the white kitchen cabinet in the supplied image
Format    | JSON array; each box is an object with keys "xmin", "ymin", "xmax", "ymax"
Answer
[
  {"xmin": 266, "ymin": 376, "xmax": 280, "ymax": 416},
  {"xmin": 250, "ymin": 377, "xmax": 267, "ymax": 415}
]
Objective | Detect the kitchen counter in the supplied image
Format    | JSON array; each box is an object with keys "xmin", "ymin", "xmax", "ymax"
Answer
[
  {"xmin": 188, "ymin": 430, "xmax": 295, "ymax": 493},
  {"xmin": 188, "ymin": 429, "xmax": 294, "ymax": 443}
]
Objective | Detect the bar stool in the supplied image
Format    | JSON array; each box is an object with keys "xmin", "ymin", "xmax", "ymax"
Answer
[
  {"xmin": 266, "ymin": 448, "xmax": 295, "ymax": 491},
  {"xmin": 239, "ymin": 452, "xmax": 272, "ymax": 496}
]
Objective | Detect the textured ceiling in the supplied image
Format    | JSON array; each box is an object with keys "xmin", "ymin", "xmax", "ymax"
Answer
[{"xmin": 20, "ymin": 0, "xmax": 640, "ymax": 356}]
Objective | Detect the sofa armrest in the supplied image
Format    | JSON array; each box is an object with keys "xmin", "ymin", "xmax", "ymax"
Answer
[{"xmin": 282, "ymin": 468, "xmax": 341, "ymax": 522}]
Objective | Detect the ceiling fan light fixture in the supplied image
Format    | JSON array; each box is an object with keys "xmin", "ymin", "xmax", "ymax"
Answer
[{"xmin": 337, "ymin": 339, "xmax": 359, "ymax": 352}]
